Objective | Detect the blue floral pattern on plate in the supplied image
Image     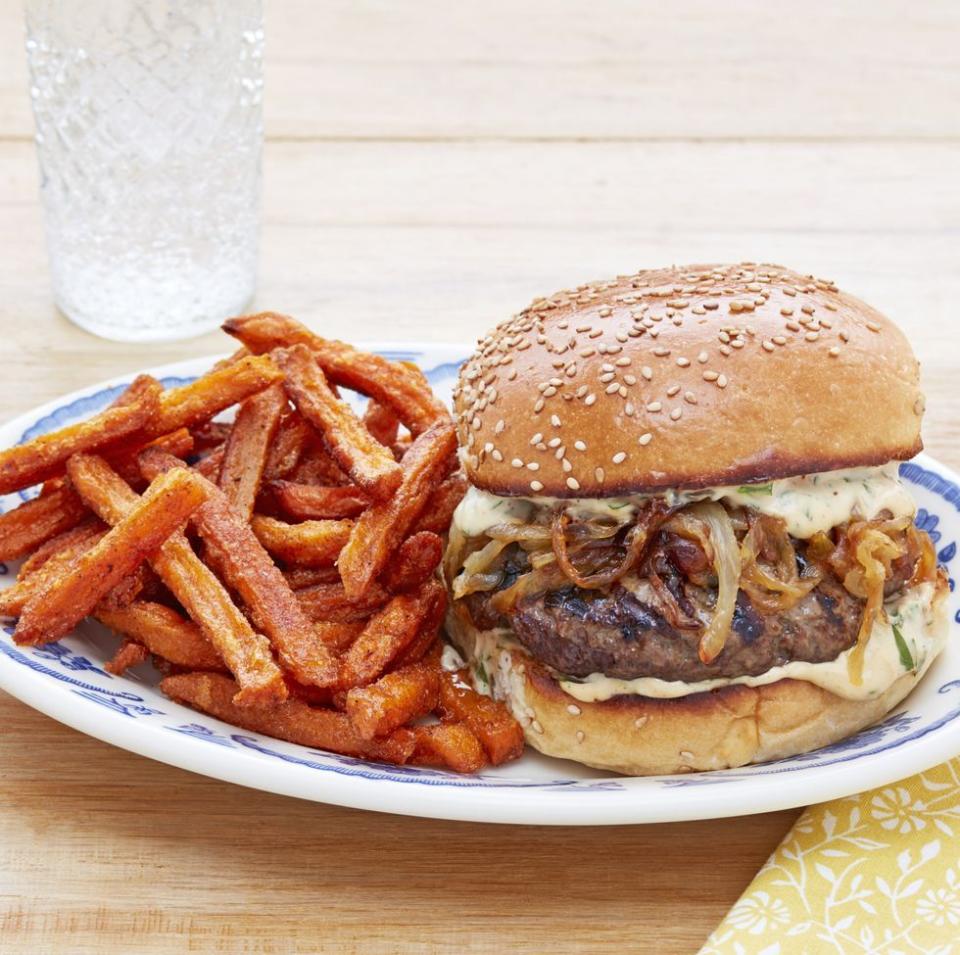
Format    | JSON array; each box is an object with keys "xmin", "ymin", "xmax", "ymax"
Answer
[{"xmin": 1, "ymin": 348, "xmax": 959, "ymax": 821}]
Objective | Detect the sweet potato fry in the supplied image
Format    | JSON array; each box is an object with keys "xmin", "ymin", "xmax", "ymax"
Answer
[
  {"xmin": 288, "ymin": 444, "xmax": 349, "ymax": 486},
  {"xmin": 0, "ymin": 482, "xmax": 89, "ymax": 561},
  {"xmin": 218, "ymin": 384, "xmax": 286, "ymax": 520},
  {"xmin": 382, "ymin": 531, "xmax": 443, "ymax": 593},
  {"xmin": 283, "ymin": 566, "xmax": 341, "ymax": 589},
  {"xmin": 162, "ymin": 672, "xmax": 417, "ymax": 764},
  {"xmin": 16, "ymin": 518, "xmax": 105, "ymax": 580},
  {"xmin": 413, "ymin": 472, "xmax": 468, "ymax": 535},
  {"xmin": 13, "ymin": 468, "xmax": 206, "ymax": 646},
  {"xmin": 411, "ymin": 723, "xmax": 486, "ymax": 774},
  {"xmin": 338, "ymin": 419, "xmax": 456, "ymax": 599},
  {"xmin": 269, "ymin": 481, "xmax": 370, "ymax": 520},
  {"xmin": 250, "ymin": 515, "xmax": 353, "ymax": 567},
  {"xmin": 274, "ymin": 345, "xmax": 402, "ymax": 501},
  {"xmin": 315, "ymin": 620, "xmax": 365, "ymax": 652},
  {"xmin": 95, "ymin": 602, "xmax": 226, "ymax": 671},
  {"xmin": 190, "ymin": 420, "xmax": 231, "ymax": 451},
  {"xmin": 0, "ymin": 525, "xmax": 106, "ymax": 618},
  {"xmin": 140, "ymin": 448, "xmax": 339, "ymax": 688},
  {"xmin": 362, "ymin": 399, "xmax": 400, "ymax": 448},
  {"xmin": 438, "ymin": 668, "xmax": 525, "ymax": 765},
  {"xmin": 346, "ymin": 659, "xmax": 440, "ymax": 740},
  {"xmin": 107, "ymin": 427, "xmax": 195, "ymax": 488},
  {"xmin": 263, "ymin": 411, "xmax": 311, "ymax": 481},
  {"xmin": 0, "ymin": 382, "xmax": 159, "ymax": 495},
  {"xmin": 149, "ymin": 354, "xmax": 283, "ymax": 436},
  {"xmin": 67, "ymin": 454, "xmax": 286, "ymax": 706},
  {"xmin": 394, "ymin": 631, "xmax": 442, "ymax": 669},
  {"xmin": 223, "ymin": 312, "xmax": 447, "ymax": 434},
  {"xmin": 105, "ymin": 640, "xmax": 150, "ymax": 676},
  {"xmin": 295, "ymin": 580, "xmax": 390, "ymax": 623},
  {"xmin": 97, "ymin": 563, "xmax": 154, "ymax": 611},
  {"xmin": 337, "ymin": 580, "xmax": 446, "ymax": 689},
  {"xmin": 195, "ymin": 444, "xmax": 226, "ymax": 481}
]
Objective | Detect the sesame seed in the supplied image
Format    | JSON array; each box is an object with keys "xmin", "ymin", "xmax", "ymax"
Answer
[
  {"xmin": 785, "ymin": 320, "xmax": 801, "ymax": 332},
  {"xmin": 542, "ymin": 386, "xmax": 557, "ymax": 397},
  {"xmin": 839, "ymin": 330, "xmax": 850, "ymax": 342},
  {"xmin": 566, "ymin": 477, "xmax": 581, "ymax": 491},
  {"xmin": 653, "ymin": 347, "xmax": 670, "ymax": 357},
  {"xmin": 805, "ymin": 331, "xmax": 819, "ymax": 342},
  {"xmin": 551, "ymin": 414, "xmax": 561, "ymax": 427},
  {"xmin": 703, "ymin": 370, "xmax": 719, "ymax": 381},
  {"xmin": 866, "ymin": 321, "xmax": 880, "ymax": 333},
  {"xmin": 639, "ymin": 432, "xmax": 653, "ymax": 446},
  {"xmin": 533, "ymin": 398, "xmax": 544, "ymax": 413},
  {"xmin": 676, "ymin": 357, "xmax": 690, "ymax": 367},
  {"xmin": 623, "ymin": 374, "xmax": 637, "ymax": 386},
  {"xmin": 646, "ymin": 401, "xmax": 663, "ymax": 412},
  {"xmin": 641, "ymin": 365, "xmax": 653, "ymax": 380},
  {"xmin": 612, "ymin": 451, "xmax": 627, "ymax": 464},
  {"xmin": 684, "ymin": 391, "xmax": 697, "ymax": 404},
  {"xmin": 801, "ymin": 305, "xmax": 815, "ymax": 315},
  {"xmin": 601, "ymin": 363, "xmax": 615, "ymax": 373},
  {"xmin": 576, "ymin": 730, "xmax": 585, "ymax": 743},
  {"xmin": 666, "ymin": 384, "xmax": 680, "ymax": 397},
  {"xmin": 555, "ymin": 446, "xmax": 566, "ymax": 459},
  {"xmin": 670, "ymin": 407, "xmax": 682, "ymax": 421},
  {"xmin": 491, "ymin": 449, "xmax": 503, "ymax": 462},
  {"xmin": 780, "ymin": 307, "xmax": 794, "ymax": 317},
  {"xmin": 599, "ymin": 372, "xmax": 615, "ymax": 383},
  {"xmin": 562, "ymin": 457, "xmax": 572, "ymax": 472},
  {"xmin": 574, "ymin": 440, "xmax": 587, "ymax": 451},
  {"xmin": 697, "ymin": 351, "xmax": 709, "ymax": 363},
  {"xmin": 634, "ymin": 716, "xmax": 648, "ymax": 729},
  {"xmin": 511, "ymin": 458, "xmax": 523, "ymax": 468},
  {"xmin": 527, "ymin": 462, "xmax": 540, "ymax": 471},
  {"xmin": 594, "ymin": 466, "xmax": 605, "ymax": 483},
  {"xmin": 580, "ymin": 348, "xmax": 596, "ymax": 358},
  {"xmin": 531, "ymin": 720, "xmax": 544, "ymax": 734},
  {"xmin": 762, "ymin": 340, "xmax": 775, "ymax": 352},
  {"xmin": 828, "ymin": 346, "xmax": 840, "ymax": 357},
  {"xmin": 598, "ymin": 306, "xmax": 612, "ymax": 317},
  {"xmin": 548, "ymin": 437, "xmax": 561, "ymax": 448},
  {"xmin": 772, "ymin": 335, "xmax": 787, "ymax": 345},
  {"xmin": 717, "ymin": 374, "xmax": 728, "ymax": 388},
  {"xmin": 604, "ymin": 382, "xmax": 619, "ymax": 394},
  {"xmin": 825, "ymin": 302, "xmax": 838, "ymax": 311},
  {"xmin": 615, "ymin": 356, "xmax": 631, "ymax": 367},
  {"xmin": 530, "ymin": 432, "xmax": 543, "ymax": 445},
  {"xmin": 567, "ymin": 704, "xmax": 582, "ymax": 716},
  {"xmin": 530, "ymin": 480, "xmax": 543, "ymax": 492}
]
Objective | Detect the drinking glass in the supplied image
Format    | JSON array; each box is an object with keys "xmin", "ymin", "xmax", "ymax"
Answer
[{"xmin": 24, "ymin": 0, "xmax": 264, "ymax": 342}]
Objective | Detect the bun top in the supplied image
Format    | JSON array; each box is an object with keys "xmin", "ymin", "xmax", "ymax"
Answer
[{"xmin": 453, "ymin": 263, "xmax": 923, "ymax": 497}]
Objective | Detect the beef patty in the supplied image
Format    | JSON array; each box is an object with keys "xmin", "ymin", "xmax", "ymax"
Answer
[{"xmin": 465, "ymin": 568, "xmax": 869, "ymax": 683}]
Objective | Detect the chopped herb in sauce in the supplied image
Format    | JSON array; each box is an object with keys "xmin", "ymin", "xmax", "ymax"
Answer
[
  {"xmin": 737, "ymin": 482, "xmax": 773, "ymax": 496},
  {"xmin": 893, "ymin": 622, "xmax": 916, "ymax": 672}
]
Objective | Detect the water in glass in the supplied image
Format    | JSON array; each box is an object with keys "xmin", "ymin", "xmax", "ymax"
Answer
[{"xmin": 24, "ymin": 0, "xmax": 264, "ymax": 342}]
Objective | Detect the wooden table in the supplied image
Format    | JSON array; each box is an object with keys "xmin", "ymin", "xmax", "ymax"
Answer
[{"xmin": 1, "ymin": 2, "xmax": 958, "ymax": 951}]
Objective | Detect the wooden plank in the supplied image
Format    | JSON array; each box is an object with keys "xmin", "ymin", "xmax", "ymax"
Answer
[
  {"xmin": 0, "ymin": 696, "xmax": 794, "ymax": 954},
  {"xmin": 2, "ymin": 1, "xmax": 959, "ymax": 141}
]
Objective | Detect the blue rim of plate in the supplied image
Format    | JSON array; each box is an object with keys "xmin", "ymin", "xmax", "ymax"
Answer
[{"xmin": 0, "ymin": 348, "xmax": 958, "ymax": 824}]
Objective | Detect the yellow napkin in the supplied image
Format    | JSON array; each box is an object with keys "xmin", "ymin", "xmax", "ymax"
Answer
[{"xmin": 700, "ymin": 759, "xmax": 960, "ymax": 954}]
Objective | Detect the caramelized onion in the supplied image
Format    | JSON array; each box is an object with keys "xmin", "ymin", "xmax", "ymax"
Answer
[
  {"xmin": 739, "ymin": 514, "xmax": 822, "ymax": 613},
  {"xmin": 551, "ymin": 501, "xmax": 671, "ymax": 590},
  {"xmin": 451, "ymin": 538, "xmax": 509, "ymax": 598},
  {"xmin": 665, "ymin": 502, "xmax": 740, "ymax": 664}
]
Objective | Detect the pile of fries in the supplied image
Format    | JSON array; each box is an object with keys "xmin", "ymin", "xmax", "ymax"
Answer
[{"xmin": 0, "ymin": 313, "xmax": 524, "ymax": 773}]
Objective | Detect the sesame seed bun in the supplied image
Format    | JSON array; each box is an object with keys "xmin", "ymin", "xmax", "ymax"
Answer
[
  {"xmin": 445, "ymin": 591, "xmax": 948, "ymax": 776},
  {"xmin": 454, "ymin": 262, "xmax": 923, "ymax": 496}
]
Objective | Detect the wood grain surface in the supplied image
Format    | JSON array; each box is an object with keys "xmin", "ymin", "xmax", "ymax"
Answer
[{"xmin": 1, "ymin": 2, "xmax": 958, "ymax": 952}]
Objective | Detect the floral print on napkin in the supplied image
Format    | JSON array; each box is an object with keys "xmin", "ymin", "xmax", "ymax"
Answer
[{"xmin": 701, "ymin": 759, "xmax": 960, "ymax": 954}]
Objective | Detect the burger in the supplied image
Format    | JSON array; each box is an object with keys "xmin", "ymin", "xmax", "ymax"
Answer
[{"xmin": 443, "ymin": 262, "xmax": 949, "ymax": 775}]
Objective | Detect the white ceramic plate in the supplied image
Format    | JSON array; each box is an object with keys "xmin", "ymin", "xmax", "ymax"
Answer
[{"xmin": 2, "ymin": 344, "xmax": 959, "ymax": 825}]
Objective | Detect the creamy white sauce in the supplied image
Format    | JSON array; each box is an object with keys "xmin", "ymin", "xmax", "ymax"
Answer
[
  {"xmin": 452, "ymin": 463, "xmax": 916, "ymax": 540},
  {"xmin": 465, "ymin": 583, "xmax": 947, "ymax": 705}
]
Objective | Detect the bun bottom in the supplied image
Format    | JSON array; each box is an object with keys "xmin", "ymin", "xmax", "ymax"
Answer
[{"xmin": 444, "ymin": 600, "xmax": 944, "ymax": 776}]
